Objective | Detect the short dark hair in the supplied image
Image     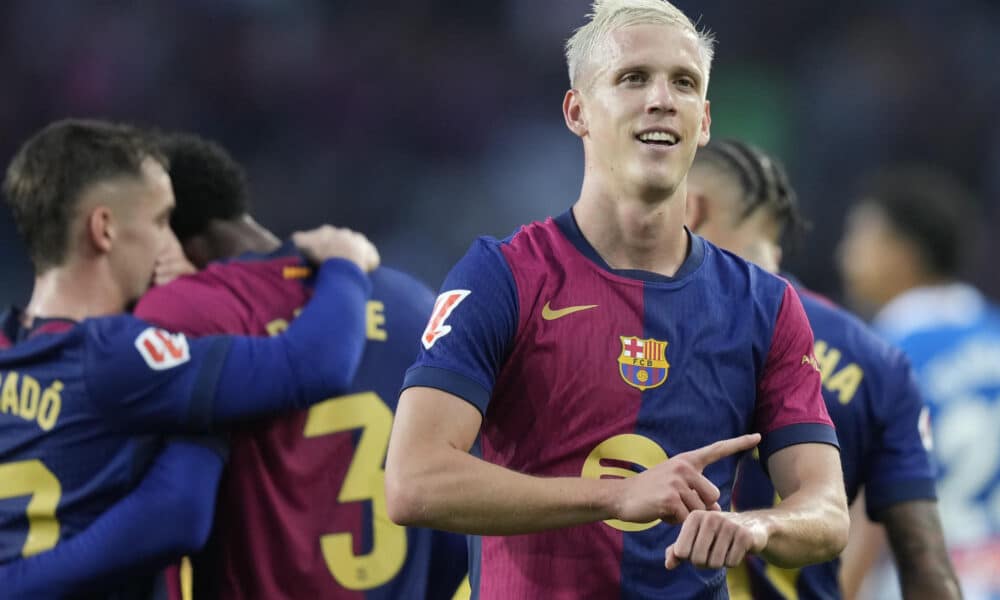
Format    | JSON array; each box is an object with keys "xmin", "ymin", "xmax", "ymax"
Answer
[
  {"xmin": 3, "ymin": 119, "xmax": 166, "ymax": 272},
  {"xmin": 157, "ymin": 132, "xmax": 249, "ymax": 242},
  {"xmin": 693, "ymin": 139, "xmax": 806, "ymax": 237},
  {"xmin": 858, "ymin": 166, "xmax": 973, "ymax": 277}
]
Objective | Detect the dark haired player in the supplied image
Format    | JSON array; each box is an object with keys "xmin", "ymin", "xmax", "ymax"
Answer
[
  {"xmin": 0, "ymin": 120, "xmax": 378, "ymax": 597},
  {"xmin": 687, "ymin": 139, "xmax": 960, "ymax": 600}
]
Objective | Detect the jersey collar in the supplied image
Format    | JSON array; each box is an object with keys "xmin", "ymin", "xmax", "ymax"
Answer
[{"xmin": 553, "ymin": 209, "xmax": 705, "ymax": 284}]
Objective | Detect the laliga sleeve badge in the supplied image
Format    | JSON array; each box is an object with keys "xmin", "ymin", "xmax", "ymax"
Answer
[
  {"xmin": 135, "ymin": 327, "xmax": 191, "ymax": 370},
  {"xmin": 421, "ymin": 290, "xmax": 471, "ymax": 350}
]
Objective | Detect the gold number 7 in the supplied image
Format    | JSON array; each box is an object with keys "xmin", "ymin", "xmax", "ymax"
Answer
[
  {"xmin": 304, "ymin": 392, "xmax": 407, "ymax": 590},
  {"xmin": 0, "ymin": 459, "xmax": 61, "ymax": 557}
]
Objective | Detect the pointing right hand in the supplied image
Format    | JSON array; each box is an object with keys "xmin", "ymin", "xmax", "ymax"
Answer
[
  {"xmin": 292, "ymin": 225, "xmax": 380, "ymax": 273},
  {"xmin": 614, "ymin": 433, "xmax": 761, "ymax": 525}
]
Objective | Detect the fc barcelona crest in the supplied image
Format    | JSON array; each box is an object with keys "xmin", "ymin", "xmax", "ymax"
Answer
[{"xmin": 618, "ymin": 336, "xmax": 670, "ymax": 391}]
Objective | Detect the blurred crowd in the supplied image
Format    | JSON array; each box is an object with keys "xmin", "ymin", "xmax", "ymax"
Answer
[{"xmin": 1, "ymin": 0, "xmax": 998, "ymax": 309}]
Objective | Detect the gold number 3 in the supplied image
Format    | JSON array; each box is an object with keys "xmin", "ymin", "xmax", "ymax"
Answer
[
  {"xmin": 304, "ymin": 392, "xmax": 406, "ymax": 590},
  {"xmin": 0, "ymin": 459, "xmax": 61, "ymax": 557}
]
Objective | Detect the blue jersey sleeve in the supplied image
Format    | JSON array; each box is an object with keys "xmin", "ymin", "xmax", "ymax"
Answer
[
  {"xmin": 0, "ymin": 437, "xmax": 225, "ymax": 599},
  {"xmin": 864, "ymin": 349, "xmax": 937, "ymax": 520},
  {"xmin": 402, "ymin": 238, "xmax": 518, "ymax": 414},
  {"xmin": 86, "ymin": 258, "xmax": 371, "ymax": 431}
]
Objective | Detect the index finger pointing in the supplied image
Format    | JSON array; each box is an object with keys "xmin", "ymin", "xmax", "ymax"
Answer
[{"xmin": 680, "ymin": 433, "xmax": 761, "ymax": 470}]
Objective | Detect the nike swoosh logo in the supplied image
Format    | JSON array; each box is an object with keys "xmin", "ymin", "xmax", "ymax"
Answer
[{"xmin": 541, "ymin": 302, "xmax": 598, "ymax": 321}]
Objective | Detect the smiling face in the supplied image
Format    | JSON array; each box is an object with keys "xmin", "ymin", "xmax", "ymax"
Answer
[{"xmin": 564, "ymin": 23, "xmax": 712, "ymax": 200}]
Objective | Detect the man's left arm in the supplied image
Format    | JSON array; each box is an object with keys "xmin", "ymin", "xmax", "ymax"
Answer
[
  {"xmin": 666, "ymin": 442, "xmax": 847, "ymax": 570},
  {"xmin": 667, "ymin": 283, "xmax": 849, "ymax": 570}
]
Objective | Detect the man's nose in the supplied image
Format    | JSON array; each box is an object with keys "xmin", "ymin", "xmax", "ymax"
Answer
[{"xmin": 646, "ymin": 79, "xmax": 677, "ymax": 115}]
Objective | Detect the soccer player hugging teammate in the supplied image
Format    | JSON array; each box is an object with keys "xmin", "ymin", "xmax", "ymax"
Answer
[
  {"xmin": 3, "ymin": 130, "xmax": 469, "ymax": 599},
  {"xmin": 385, "ymin": 1, "xmax": 849, "ymax": 598},
  {"xmin": 133, "ymin": 132, "xmax": 467, "ymax": 600},
  {"xmin": 686, "ymin": 140, "xmax": 961, "ymax": 600},
  {"xmin": 0, "ymin": 120, "xmax": 379, "ymax": 598}
]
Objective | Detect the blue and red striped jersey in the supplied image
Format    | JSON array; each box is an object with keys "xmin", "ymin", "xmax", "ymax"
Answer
[
  {"xmin": 727, "ymin": 283, "xmax": 936, "ymax": 600},
  {"xmin": 404, "ymin": 211, "xmax": 837, "ymax": 599},
  {"xmin": 0, "ymin": 312, "xmax": 229, "ymax": 564},
  {"xmin": 135, "ymin": 242, "xmax": 467, "ymax": 600}
]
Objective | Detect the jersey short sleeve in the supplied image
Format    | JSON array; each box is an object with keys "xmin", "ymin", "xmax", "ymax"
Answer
[
  {"xmin": 82, "ymin": 314, "xmax": 231, "ymax": 432},
  {"xmin": 864, "ymin": 349, "xmax": 937, "ymax": 519},
  {"xmin": 755, "ymin": 284, "xmax": 839, "ymax": 462},
  {"xmin": 402, "ymin": 237, "xmax": 519, "ymax": 414}
]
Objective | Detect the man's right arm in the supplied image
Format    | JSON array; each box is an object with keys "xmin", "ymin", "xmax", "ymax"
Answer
[
  {"xmin": 88, "ymin": 228, "xmax": 380, "ymax": 431},
  {"xmin": 385, "ymin": 385, "xmax": 759, "ymax": 534},
  {"xmin": 880, "ymin": 500, "xmax": 962, "ymax": 600}
]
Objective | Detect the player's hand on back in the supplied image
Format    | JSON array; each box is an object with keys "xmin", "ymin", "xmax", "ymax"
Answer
[
  {"xmin": 292, "ymin": 225, "xmax": 380, "ymax": 273},
  {"xmin": 614, "ymin": 433, "xmax": 760, "ymax": 526}
]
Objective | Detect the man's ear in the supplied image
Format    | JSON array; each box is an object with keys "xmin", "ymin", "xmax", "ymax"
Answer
[
  {"xmin": 87, "ymin": 205, "xmax": 115, "ymax": 254},
  {"xmin": 686, "ymin": 192, "xmax": 709, "ymax": 232},
  {"xmin": 563, "ymin": 89, "xmax": 588, "ymax": 138}
]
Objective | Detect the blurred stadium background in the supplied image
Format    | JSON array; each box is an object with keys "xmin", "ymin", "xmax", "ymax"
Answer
[{"xmin": 1, "ymin": 0, "xmax": 998, "ymax": 311}]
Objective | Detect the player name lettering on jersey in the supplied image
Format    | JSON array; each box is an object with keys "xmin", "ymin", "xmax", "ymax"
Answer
[
  {"xmin": 0, "ymin": 370, "xmax": 63, "ymax": 431},
  {"xmin": 814, "ymin": 339, "xmax": 864, "ymax": 404},
  {"xmin": 134, "ymin": 328, "xmax": 191, "ymax": 370},
  {"xmin": 421, "ymin": 290, "xmax": 470, "ymax": 350}
]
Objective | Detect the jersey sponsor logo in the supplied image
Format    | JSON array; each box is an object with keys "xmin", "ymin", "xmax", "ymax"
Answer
[
  {"xmin": 618, "ymin": 336, "xmax": 670, "ymax": 390},
  {"xmin": 134, "ymin": 327, "xmax": 191, "ymax": 370},
  {"xmin": 541, "ymin": 301, "xmax": 598, "ymax": 321},
  {"xmin": 421, "ymin": 290, "xmax": 471, "ymax": 350},
  {"xmin": 801, "ymin": 353, "xmax": 821, "ymax": 373}
]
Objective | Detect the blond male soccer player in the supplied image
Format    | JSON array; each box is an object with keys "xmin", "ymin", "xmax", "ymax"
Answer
[{"xmin": 385, "ymin": 1, "xmax": 849, "ymax": 598}]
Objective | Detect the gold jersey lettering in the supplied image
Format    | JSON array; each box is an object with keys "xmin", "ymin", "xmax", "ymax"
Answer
[
  {"xmin": 19, "ymin": 375, "xmax": 40, "ymax": 421},
  {"xmin": 2, "ymin": 372, "xmax": 19, "ymax": 414},
  {"xmin": 813, "ymin": 340, "xmax": 864, "ymax": 405},
  {"xmin": 0, "ymin": 372, "xmax": 62, "ymax": 432},
  {"xmin": 366, "ymin": 301, "xmax": 387, "ymax": 341},
  {"xmin": 37, "ymin": 382, "xmax": 62, "ymax": 431},
  {"xmin": 826, "ymin": 363, "xmax": 863, "ymax": 405}
]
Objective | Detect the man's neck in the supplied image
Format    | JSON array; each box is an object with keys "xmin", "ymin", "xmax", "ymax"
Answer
[
  {"xmin": 23, "ymin": 264, "xmax": 124, "ymax": 325},
  {"xmin": 573, "ymin": 178, "xmax": 690, "ymax": 277},
  {"xmin": 207, "ymin": 216, "xmax": 282, "ymax": 260}
]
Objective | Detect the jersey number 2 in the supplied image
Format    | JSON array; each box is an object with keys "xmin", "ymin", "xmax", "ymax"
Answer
[
  {"xmin": 0, "ymin": 459, "xmax": 61, "ymax": 557},
  {"xmin": 304, "ymin": 392, "xmax": 407, "ymax": 590}
]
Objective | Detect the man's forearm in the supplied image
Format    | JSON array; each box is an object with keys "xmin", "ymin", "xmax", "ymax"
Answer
[
  {"xmin": 750, "ymin": 488, "xmax": 849, "ymax": 568},
  {"xmin": 882, "ymin": 500, "xmax": 961, "ymax": 600},
  {"xmin": 386, "ymin": 445, "xmax": 620, "ymax": 535}
]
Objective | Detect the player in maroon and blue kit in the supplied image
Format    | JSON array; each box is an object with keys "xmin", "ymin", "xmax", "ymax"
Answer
[
  {"xmin": 0, "ymin": 120, "xmax": 379, "ymax": 598},
  {"xmin": 385, "ymin": 2, "xmax": 850, "ymax": 598},
  {"xmin": 686, "ymin": 138, "xmax": 961, "ymax": 599},
  {"xmin": 131, "ymin": 132, "xmax": 464, "ymax": 599}
]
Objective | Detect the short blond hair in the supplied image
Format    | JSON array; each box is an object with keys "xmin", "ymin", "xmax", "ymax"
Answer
[{"xmin": 565, "ymin": 0, "xmax": 716, "ymax": 91}]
